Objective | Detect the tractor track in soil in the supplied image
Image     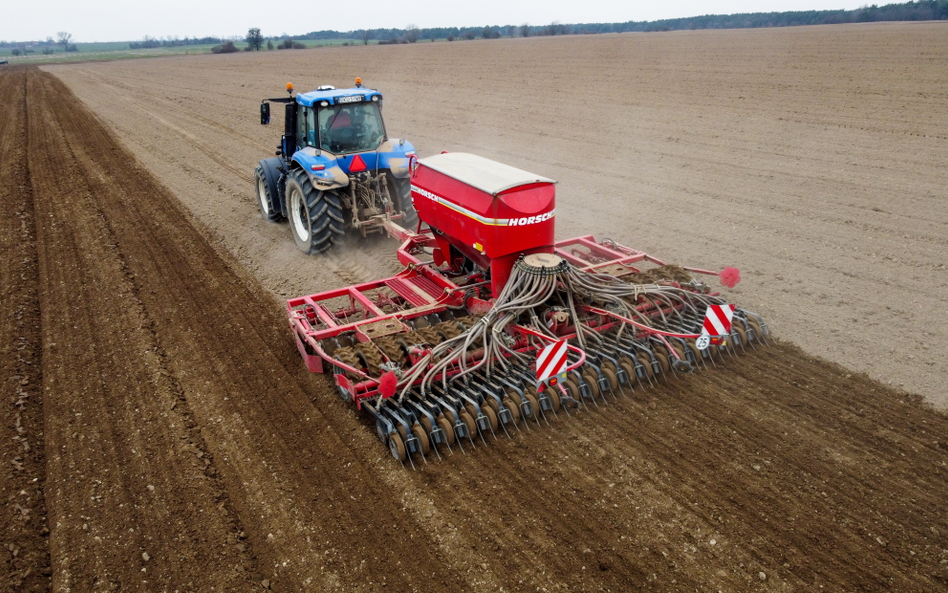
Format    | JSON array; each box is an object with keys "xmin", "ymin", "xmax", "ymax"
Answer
[{"xmin": 1, "ymin": 26, "xmax": 947, "ymax": 591}]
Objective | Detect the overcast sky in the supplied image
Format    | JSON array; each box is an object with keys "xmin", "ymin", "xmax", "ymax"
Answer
[{"xmin": 4, "ymin": 0, "xmax": 868, "ymax": 43}]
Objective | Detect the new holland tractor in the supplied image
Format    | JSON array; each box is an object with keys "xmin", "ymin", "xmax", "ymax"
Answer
[{"xmin": 255, "ymin": 78, "xmax": 417, "ymax": 253}]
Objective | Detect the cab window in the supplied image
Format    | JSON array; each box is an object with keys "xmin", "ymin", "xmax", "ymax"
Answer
[
  {"xmin": 296, "ymin": 106, "xmax": 307, "ymax": 150},
  {"xmin": 318, "ymin": 102, "xmax": 385, "ymax": 154}
]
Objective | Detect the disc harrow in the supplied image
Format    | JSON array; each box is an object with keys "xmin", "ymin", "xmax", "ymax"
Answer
[{"xmin": 285, "ymin": 152, "xmax": 772, "ymax": 467}]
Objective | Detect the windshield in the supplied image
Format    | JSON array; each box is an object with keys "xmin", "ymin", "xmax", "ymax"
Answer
[{"xmin": 318, "ymin": 102, "xmax": 385, "ymax": 154}]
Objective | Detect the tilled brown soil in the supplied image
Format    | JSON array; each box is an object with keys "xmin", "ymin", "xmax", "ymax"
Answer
[{"xmin": 3, "ymin": 62, "xmax": 948, "ymax": 591}]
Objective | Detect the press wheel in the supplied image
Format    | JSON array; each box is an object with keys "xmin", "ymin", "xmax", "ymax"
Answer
[
  {"xmin": 602, "ymin": 359, "xmax": 617, "ymax": 373},
  {"xmin": 581, "ymin": 370, "xmax": 600, "ymax": 397},
  {"xmin": 396, "ymin": 422, "xmax": 408, "ymax": 442},
  {"xmin": 564, "ymin": 376, "xmax": 580, "ymax": 397},
  {"xmin": 436, "ymin": 415, "xmax": 455, "ymax": 445},
  {"xmin": 563, "ymin": 377, "xmax": 581, "ymax": 405},
  {"xmin": 653, "ymin": 350, "xmax": 670, "ymax": 374},
  {"xmin": 686, "ymin": 338, "xmax": 702, "ymax": 362},
  {"xmin": 506, "ymin": 389, "xmax": 523, "ymax": 408},
  {"xmin": 707, "ymin": 340, "xmax": 722, "ymax": 358},
  {"xmin": 483, "ymin": 398, "xmax": 500, "ymax": 415},
  {"xmin": 459, "ymin": 410, "xmax": 477, "ymax": 436},
  {"xmin": 524, "ymin": 392, "xmax": 539, "ymax": 419},
  {"xmin": 411, "ymin": 423, "xmax": 430, "ymax": 455},
  {"xmin": 503, "ymin": 397, "xmax": 521, "ymax": 422},
  {"xmin": 419, "ymin": 415, "xmax": 433, "ymax": 434},
  {"xmin": 636, "ymin": 353, "xmax": 655, "ymax": 379},
  {"xmin": 733, "ymin": 324, "xmax": 748, "ymax": 347},
  {"xmin": 602, "ymin": 367, "xmax": 619, "ymax": 391},
  {"xmin": 748, "ymin": 317, "xmax": 763, "ymax": 342},
  {"xmin": 619, "ymin": 359, "xmax": 636, "ymax": 385},
  {"xmin": 389, "ymin": 433, "xmax": 406, "ymax": 462},
  {"xmin": 546, "ymin": 385, "xmax": 561, "ymax": 412},
  {"xmin": 483, "ymin": 405, "xmax": 499, "ymax": 431}
]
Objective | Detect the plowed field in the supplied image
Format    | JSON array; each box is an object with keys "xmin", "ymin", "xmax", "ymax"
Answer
[{"xmin": 2, "ymin": 22, "xmax": 947, "ymax": 592}]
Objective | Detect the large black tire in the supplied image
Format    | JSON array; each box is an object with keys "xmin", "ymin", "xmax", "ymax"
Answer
[
  {"xmin": 389, "ymin": 176, "xmax": 418, "ymax": 229},
  {"xmin": 286, "ymin": 170, "xmax": 344, "ymax": 254},
  {"xmin": 254, "ymin": 158, "xmax": 285, "ymax": 222}
]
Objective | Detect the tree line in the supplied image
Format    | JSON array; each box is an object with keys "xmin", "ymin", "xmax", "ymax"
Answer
[
  {"xmin": 129, "ymin": 36, "xmax": 225, "ymax": 49},
  {"xmin": 282, "ymin": 0, "xmax": 948, "ymax": 43}
]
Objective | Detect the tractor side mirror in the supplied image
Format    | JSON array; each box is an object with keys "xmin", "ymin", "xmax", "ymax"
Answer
[{"xmin": 260, "ymin": 102, "xmax": 270, "ymax": 125}]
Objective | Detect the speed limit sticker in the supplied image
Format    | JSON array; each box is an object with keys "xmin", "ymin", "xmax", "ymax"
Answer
[{"xmin": 695, "ymin": 335, "xmax": 711, "ymax": 351}]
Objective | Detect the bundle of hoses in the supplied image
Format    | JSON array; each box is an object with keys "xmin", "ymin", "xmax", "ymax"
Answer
[{"xmin": 392, "ymin": 255, "xmax": 727, "ymax": 403}]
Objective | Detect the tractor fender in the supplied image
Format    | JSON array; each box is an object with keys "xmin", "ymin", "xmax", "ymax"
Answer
[
  {"xmin": 291, "ymin": 149, "xmax": 349, "ymax": 191},
  {"xmin": 377, "ymin": 138, "xmax": 417, "ymax": 179}
]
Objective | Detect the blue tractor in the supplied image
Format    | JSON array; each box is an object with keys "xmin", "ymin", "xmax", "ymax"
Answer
[{"xmin": 255, "ymin": 78, "xmax": 417, "ymax": 253}]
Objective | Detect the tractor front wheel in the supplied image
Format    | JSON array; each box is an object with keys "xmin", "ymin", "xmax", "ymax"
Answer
[{"xmin": 286, "ymin": 170, "xmax": 344, "ymax": 254}]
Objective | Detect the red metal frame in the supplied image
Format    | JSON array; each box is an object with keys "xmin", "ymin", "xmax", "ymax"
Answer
[{"xmin": 287, "ymin": 228, "xmax": 724, "ymax": 404}]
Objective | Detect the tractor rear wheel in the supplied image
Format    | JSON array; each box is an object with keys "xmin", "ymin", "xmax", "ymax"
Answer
[
  {"xmin": 286, "ymin": 169, "xmax": 344, "ymax": 254},
  {"xmin": 254, "ymin": 158, "xmax": 285, "ymax": 222}
]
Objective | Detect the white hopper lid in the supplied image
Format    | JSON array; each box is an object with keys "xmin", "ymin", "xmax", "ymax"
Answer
[{"xmin": 419, "ymin": 152, "xmax": 556, "ymax": 196}]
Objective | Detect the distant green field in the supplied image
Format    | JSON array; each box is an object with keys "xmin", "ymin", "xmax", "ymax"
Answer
[{"xmin": 0, "ymin": 38, "xmax": 374, "ymax": 64}]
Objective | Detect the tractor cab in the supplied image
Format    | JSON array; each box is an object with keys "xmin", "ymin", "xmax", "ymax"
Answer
[{"xmin": 297, "ymin": 88, "xmax": 386, "ymax": 155}]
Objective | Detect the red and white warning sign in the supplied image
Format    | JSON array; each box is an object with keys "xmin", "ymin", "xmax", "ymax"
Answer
[
  {"xmin": 536, "ymin": 339, "xmax": 568, "ymax": 387},
  {"xmin": 696, "ymin": 304, "xmax": 736, "ymax": 350}
]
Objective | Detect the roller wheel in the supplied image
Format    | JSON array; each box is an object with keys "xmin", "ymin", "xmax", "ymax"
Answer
[
  {"xmin": 483, "ymin": 405, "xmax": 499, "ymax": 431},
  {"xmin": 636, "ymin": 353, "xmax": 655, "ymax": 379},
  {"xmin": 546, "ymin": 386, "xmax": 561, "ymax": 412},
  {"xmin": 286, "ymin": 169, "xmax": 344, "ymax": 254},
  {"xmin": 507, "ymin": 389, "xmax": 524, "ymax": 410},
  {"xmin": 375, "ymin": 420, "xmax": 388, "ymax": 443},
  {"xmin": 411, "ymin": 423, "xmax": 430, "ymax": 455},
  {"xmin": 254, "ymin": 158, "xmax": 285, "ymax": 222},
  {"xmin": 524, "ymin": 392, "xmax": 539, "ymax": 419},
  {"xmin": 602, "ymin": 360, "xmax": 621, "ymax": 389},
  {"xmin": 581, "ymin": 370, "xmax": 600, "ymax": 397},
  {"xmin": 563, "ymin": 376, "xmax": 581, "ymax": 403},
  {"xmin": 483, "ymin": 398, "xmax": 500, "ymax": 416},
  {"xmin": 335, "ymin": 373, "xmax": 352, "ymax": 402},
  {"xmin": 748, "ymin": 317, "xmax": 764, "ymax": 343},
  {"xmin": 504, "ymin": 397, "xmax": 521, "ymax": 422},
  {"xmin": 602, "ymin": 366, "xmax": 619, "ymax": 391},
  {"xmin": 438, "ymin": 322, "xmax": 462, "ymax": 341},
  {"xmin": 708, "ymin": 342, "xmax": 722, "ymax": 359},
  {"xmin": 619, "ymin": 359, "xmax": 636, "ymax": 385},
  {"xmin": 459, "ymin": 411, "xmax": 477, "ymax": 436},
  {"xmin": 687, "ymin": 338, "xmax": 702, "ymax": 362},
  {"xmin": 396, "ymin": 422, "xmax": 408, "ymax": 442},
  {"xmin": 635, "ymin": 352, "xmax": 655, "ymax": 379},
  {"xmin": 653, "ymin": 350, "xmax": 670, "ymax": 374},
  {"xmin": 733, "ymin": 324, "xmax": 748, "ymax": 347},
  {"xmin": 602, "ymin": 360, "xmax": 619, "ymax": 378},
  {"xmin": 419, "ymin": 415, "xmax": 433, "ymax": 434},
  {"xmin": 388, "ymin": 433, "xmax": 407, "ymax": 462},
  {"xmin": 436, "ymin": 415, "xmax": 455, "ymax": 445}
]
